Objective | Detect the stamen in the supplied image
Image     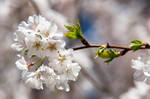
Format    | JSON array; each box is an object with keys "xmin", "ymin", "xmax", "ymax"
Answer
[
  {"xmin": 33, "ymin": 41, "xmax": 41, "ymax": 50},
  {"xmin": 36, "ymin": 72, "xmax": 41, "ymax": 79},
  {"xmin": 44, "ymin": 30, "xmax": 50, "ymax": 37},
  {"xmin": 47, "ymin": 43, "xmax": 56, "ymax": 51}
]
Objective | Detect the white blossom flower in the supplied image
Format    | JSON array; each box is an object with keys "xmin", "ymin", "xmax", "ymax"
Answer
[
  {"xmin": 22, "ymin": 65, "xmax": 56, "ymax": 90},
  {"xmin": 11, "ymin": 15, "xmax": 64, "ymax": 57},
  {"xmin": 49, "ymin": 49, "xmax": 76, "ymax": 73},
  {"xmin": 65, "ymin": 62, "xmax": 81, "ymax": 81},
  {"xmin": 24, "ymin": 72, "xmax": 43, "ymax": 89},
  {"xmin": 12, "ymin": 15, "xmax": 81, "ymax": 92},
  {"xmin": 43, "ymin": 39, "xmax": 65, "ymax": 58},
  {"xmin": 55, "ymin": 75, "xmax": 70, "ymax": 92},
  {"xmin": 131, "ymin": 57, "xmax": 150, "ymax": 84},
  {"xmin": 11, "ymin": 30, "xmax": 26, "ymax": 51},
  {"xmin": 48, "ymin": 49, "xmax": 81, "ymax": 91}
]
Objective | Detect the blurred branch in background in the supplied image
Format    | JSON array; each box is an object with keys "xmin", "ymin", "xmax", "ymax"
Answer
[
  {"xmin": 81, "ymin": 67, "xmax": 110, "ymax": 94},
  {"xmin": 28, "ymin": 0, "xmax": 41, "ymax": 14}
]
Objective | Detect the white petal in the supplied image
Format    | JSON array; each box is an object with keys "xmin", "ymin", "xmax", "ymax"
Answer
[
  {"xmin": 25, "ymin": 77, "xmax": 43, "ymax": 89},
  {"xmin": 15, "ymin": 57, "xmax": 27, "ymax": 71},
  {"xmin": 11, "ymin": 43, "xmax": 24, "ymax": 51}
]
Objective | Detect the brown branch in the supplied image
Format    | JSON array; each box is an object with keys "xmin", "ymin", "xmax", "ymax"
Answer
[
  {"xmin": 73, "ymin": 43, "xmax": 150, "ymax": 56},
  {"xmin": 80, "ymin": 36, "xmax": 90, "ymax": 46},
  {"xmin": 73, "ymin": 44, "xmax": 130, "ymax": 50}
]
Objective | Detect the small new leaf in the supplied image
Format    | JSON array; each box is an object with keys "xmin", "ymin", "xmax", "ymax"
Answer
[
  {"xmin": 64, "ymin": 25, "xmax": 74, "ymax": 32},
  {"xmin": 130, "ymin": 40, "xmax": 144, "ymax": 51},
  {"xmin": 64, "ymin": 20, "xmax": 83, "ymax": 40},
  {"xmin": 94, "ymin": 48, "xmax": 119, "ymax": 63},
  {"xmin": 95, "ymin": 47, "xmax": 106, "ymax": 58},
  {"xmin": 104, "ymin": 49, "xmax": 119, "ymax": 63},
  {"xmin": 64, "ymin": 32, "xmax": 77, "ymax": 39}
]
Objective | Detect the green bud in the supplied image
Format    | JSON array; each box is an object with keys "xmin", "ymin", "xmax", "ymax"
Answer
[
  {"xmin": 94, "ymin": 47, "xmax": 119, "ymax": 63},
  {"xmin": 130, "ymin": 40, "xmax": 145, "ymax": 51},
  {"xmin": 64, "ymin": 20, "xmax": 83, "ymax": 40}
]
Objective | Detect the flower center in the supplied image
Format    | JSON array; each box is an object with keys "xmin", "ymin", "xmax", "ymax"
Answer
[
  {"xmin": 66, "ymin": 68, "xmax": 71, "ymax": 73},
  {"xmin": 33, "ymin": 41, "xmax": 41, "ymax": 50},
  {"xmin": 58, "ymin": 54, "xmax": 66, "ymax": 62},
  {"xmin": 47, "ymin": 43, "xmax": 56, "ymax": 51},
  {"xmin": 44, "ymin": 30, "xmax": 50, "ymax": 37}
]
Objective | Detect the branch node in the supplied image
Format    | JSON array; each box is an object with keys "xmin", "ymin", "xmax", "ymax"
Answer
[
  {"xmin": 101, "ymin": 43, "xmax": 108, "ymax": 48},
  {"xmin": 143, "ymin": 42, "xmax": 150, "ymax": 48},
  {"xmin": 81, "ymin": 37, "xmax": 90, "ymax": 46},
  {"xmin": 119, "ymin": 49, "xmax": 129, "ymax": 56}
]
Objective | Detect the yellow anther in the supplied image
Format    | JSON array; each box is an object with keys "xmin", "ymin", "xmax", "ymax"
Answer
[
  {"xmin": 47, "ymin": 43, "xmax": 56, "ymax": 51},
  {"xmin": 44, "ymin": 30, "xmax": 50, "ymax": 37},
  {"xmin": 33, "ymin": 41, "xmax": 41, "ymax": 50},
  {"xmin": 36, "ymin": 72, "xmax": 41, "ymax": 79}
]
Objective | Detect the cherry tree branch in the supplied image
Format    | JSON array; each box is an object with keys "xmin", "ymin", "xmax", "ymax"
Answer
[{"xmin": 73, "ymin": 43, "xmax": 150, "ymax": 56}]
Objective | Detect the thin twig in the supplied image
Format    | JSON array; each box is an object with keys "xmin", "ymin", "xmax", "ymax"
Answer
[
  {"xmin": 80, "ymin": 36, "xmax": 90, "ymax": 46},
  {"xmin": 73, "ymin": 43, "xmax": 150, "ymax": 56},
  {"xmin": 73, "ymin": 44, "xmax": 129, "ymax": 50}
]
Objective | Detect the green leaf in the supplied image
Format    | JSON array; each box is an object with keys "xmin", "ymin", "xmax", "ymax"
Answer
[
  {"xmin": 64, "ymin": 32, "xmax": 77, "ymax": 39},
  {"xmin": 64, "ymin": 20, "xmax": 83, "ymax": 40},
  {"xmin": 64, "ymin": 25, "xmax": 74, "ymax": 32},
  {"xmin": 130, "ymin": 40, "xmax": 144, "ymax": 51}
]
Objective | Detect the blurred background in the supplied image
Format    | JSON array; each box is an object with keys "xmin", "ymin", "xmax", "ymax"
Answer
[{"xmin": 1, "ymin": 0, "xmax": 150, "ymax": 99}]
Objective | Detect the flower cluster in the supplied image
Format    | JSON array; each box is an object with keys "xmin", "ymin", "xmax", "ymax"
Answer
[
  {"xmin": 12, "ymin": 15, "xmax": 81, "ymax": 92},
  {"xmin": 131, "ymin": 57, "xmax": 150, "ymax": 84}
]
